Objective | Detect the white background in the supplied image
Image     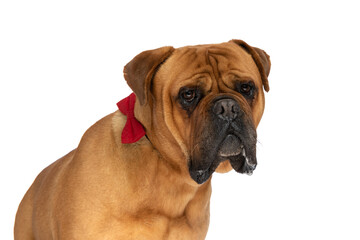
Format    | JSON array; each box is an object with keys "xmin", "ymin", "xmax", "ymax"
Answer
[{"xmin": 1, "ymin": 0, "xmax": 360, "ymax": 239}]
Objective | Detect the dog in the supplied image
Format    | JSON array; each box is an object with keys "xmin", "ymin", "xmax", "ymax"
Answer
[{"xmin": 14, "ymin": 39, "xmax": 270, "ymax": 240}]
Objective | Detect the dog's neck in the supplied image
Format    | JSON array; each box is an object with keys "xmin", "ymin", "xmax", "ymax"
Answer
[{"xmin": 113, "ymin": 110, "xmax": 211, "ymax": 224}]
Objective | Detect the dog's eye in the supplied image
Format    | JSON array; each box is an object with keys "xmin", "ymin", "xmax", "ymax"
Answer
[
  {"xmin": 181, "ymin": 89, "xmax": 196, "ymax": 102},
  {"xmin": 240, "ymin": 84, "xmax": 252, "ymax": 94},
  {"xmin": 178, "ymin": 87, "xmax": 202, "ymax": 115},
  {"xmin": 237, "ymin": 81, "xmax": 255, "ymax": 98}
]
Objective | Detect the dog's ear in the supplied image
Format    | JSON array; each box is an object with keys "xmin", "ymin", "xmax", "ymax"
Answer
[
  {"xmin": 124, "ymin": 46, "xmax": 175, "ymax": 105},
  {"xmin": 230, "ymin": 39, "xmax": 270, "ymax": 92}
]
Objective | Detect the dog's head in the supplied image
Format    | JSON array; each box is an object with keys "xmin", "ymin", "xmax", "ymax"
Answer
[{"xmin": 124, "ymin": 40, "xmax": 270, "ymax": 184}]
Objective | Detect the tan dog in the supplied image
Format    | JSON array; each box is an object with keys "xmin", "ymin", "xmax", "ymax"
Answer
[{"xmin": 14, "ymin": 39, "xmax": 270, "ymax": 240}]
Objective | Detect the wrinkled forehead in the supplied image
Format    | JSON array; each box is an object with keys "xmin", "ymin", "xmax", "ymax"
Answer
[{"xmin": 157, "ymin": 42, "xmax": 261, "ymax": 87}]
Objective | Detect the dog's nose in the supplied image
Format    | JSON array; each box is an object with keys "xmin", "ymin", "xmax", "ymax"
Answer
[{"xmin": 213, "ymin": 98, "xmax": 240, "ymax": 121}]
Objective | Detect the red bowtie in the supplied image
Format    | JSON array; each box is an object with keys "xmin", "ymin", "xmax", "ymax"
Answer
[{"xmin": 116, "ymin": 93, "xmax": 146, "ymax": 144}]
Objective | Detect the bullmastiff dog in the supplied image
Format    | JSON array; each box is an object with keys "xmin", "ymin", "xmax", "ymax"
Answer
[{"xmin": 14, "ymin": 39, "xmax": 270, "ymax": 240}]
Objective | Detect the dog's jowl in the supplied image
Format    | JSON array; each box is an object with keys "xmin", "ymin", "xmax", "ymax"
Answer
[{"xmin": 14, "ymin": 39, "xmax": 270, "ymax": 240}]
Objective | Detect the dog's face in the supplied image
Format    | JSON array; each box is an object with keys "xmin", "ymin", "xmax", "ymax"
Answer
[{"xmin": 124, "ymin": 40, "xmax": 270, "ymax": 184}]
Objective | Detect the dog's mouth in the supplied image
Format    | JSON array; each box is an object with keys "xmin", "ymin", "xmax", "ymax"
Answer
[
  {"xmin": 189, "ymin": 133, "xmax": 257, "ymax": 184},
  {"xmin": 218, "ymin": 134, "xmax": 257, "ymax": 175},
  {"xmin": 218, "ymin": 134, "xmax": 243, "ymax": 157}
]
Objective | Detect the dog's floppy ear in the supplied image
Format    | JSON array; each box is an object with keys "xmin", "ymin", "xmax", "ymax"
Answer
[
  {"xmin": 124, "ymin": 46, "xmax": 175, "ymax": 105},
  {"xmin": 230, "ymin": 39, "xmax": 270, "ymax": 92}
]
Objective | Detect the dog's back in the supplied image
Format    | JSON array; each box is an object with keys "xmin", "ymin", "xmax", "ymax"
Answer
[{"xmin": 15, "ymin": 150, "xmax": 76, "ymax": 239}]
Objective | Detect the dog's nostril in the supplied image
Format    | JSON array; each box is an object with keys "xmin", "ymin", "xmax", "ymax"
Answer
[
  {"xmin": 232, "ymin": 104, "xmax": 240, "ymax": 114},
  {"xmin": 213, "ymin": 98, "xmax": 240, "ymax": 121},
  {"xmin": 213, "ymin": 102, "xmax": 224, "ymax": 115}
]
